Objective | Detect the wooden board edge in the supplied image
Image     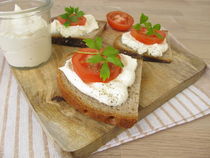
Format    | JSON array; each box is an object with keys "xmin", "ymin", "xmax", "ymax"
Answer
[
  {"xmin": 72, "ymin": 127, "xmax": 124, "ymax": 158},
  {"xmin": 168, "ymin": 32, "xmax": 206, "ymax": 70},
  {"xmin": 11, "ymin": 70, "xmax": 75, "ymax": 156},
  {"xmin": 139, "ymin": 64, "xmax": 206, "ymax": 119}
]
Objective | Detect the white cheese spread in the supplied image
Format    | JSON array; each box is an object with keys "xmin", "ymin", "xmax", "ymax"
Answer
[
  {"xmin": 59, "ymin": 54, "xmax": 137, "ymax": 106},
  {"xmin": 0, "ymin": 5, "xmax": 51, "ymax": 67},
  {"xmin": 51, "ymin": 14, "xmax": 99, "ymax": 38},
  {"xmin": 121, "ymin": 32, "xmax": 168, "ymax": 57}
]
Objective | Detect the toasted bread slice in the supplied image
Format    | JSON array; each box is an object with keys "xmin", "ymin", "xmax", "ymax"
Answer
[
  {"xmin": 114, "ymin": 35, "xmax": 172, "ymax": 63},
  {"xmin": 57, "ymin": 56, "xmax": 143, "ymax": 128},
  {"xmin": 52, "ymin": 20, "xmax": 107, "ymax": 47}
]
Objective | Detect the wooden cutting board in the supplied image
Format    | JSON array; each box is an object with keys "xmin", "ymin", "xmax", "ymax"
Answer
[{"xmin": 11, "ymin": 26, "xmax": 206, "ymax": 158}]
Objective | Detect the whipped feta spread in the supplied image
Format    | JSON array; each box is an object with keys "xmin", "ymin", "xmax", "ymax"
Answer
[
  {"xmin": 59, "ymin": 54, "xmax": 137, "ymax": 106},
  {"xmin": 121, "ymin": 32, "xmax": 168, "ymax": 57},
  {"xmin": 51, "ymin": 14, "xmax": 99, "ymax": 38},
  {"xmin": 0, "ymin": 5, "xmax": 51, "ymax": 67}
]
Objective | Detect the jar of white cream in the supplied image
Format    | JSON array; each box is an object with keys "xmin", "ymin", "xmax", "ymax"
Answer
[{"xmin": 0, "ymin": 0, "xmax": 53, "ymax": 68}]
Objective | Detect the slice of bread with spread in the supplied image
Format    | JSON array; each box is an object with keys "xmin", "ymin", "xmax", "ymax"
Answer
[
  {"xmin": 57, "ymin": 55, "xmax": 143, "ymax": 128},
  {"xmin": 51, "ymin": 19, "xmax": 106, "ymax": 47},
  {"xmin": 114, "ymin": 35, "xmax": 172, "ymax": 63}
]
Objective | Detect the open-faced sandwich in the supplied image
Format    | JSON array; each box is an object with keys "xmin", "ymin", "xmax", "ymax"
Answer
[
  {"xmin": 57, "ymin": 37, "xmax": 142, "ymax": 128},
  {"xmin": 112, "ymin": 13, "xmax": 172, "ymax": 63},
  {"xmin": 51, "ymin": 7, "xmax": 106, "ymax": 47}
]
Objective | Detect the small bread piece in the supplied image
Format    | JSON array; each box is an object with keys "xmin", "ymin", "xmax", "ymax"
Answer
[
  {"xmin": 52, "ymin": 20, "xmax": 107, "ymax": 47},
  {"xmin": 57, "ymin": 56, "xmax": 143, "ymax": 128},
  {"xmin": 114, "ymin": 35, "xmax": 172, "ymax": 63}
]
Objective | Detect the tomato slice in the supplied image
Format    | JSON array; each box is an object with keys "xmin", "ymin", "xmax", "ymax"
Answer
[
  {"xmin": 130, "ymin": 27, "xmax": 166, "ymax": 45},
  {"xmin": 72, "ymin": 48, "xmax": 122, "ymax": 83},
  {"xmin": 57, "ymin": 15, "xmax": 86, "ymax": 26},
  {"xmin": 106, "ymin": 11, "xmax": 134, "ymax": 31}
]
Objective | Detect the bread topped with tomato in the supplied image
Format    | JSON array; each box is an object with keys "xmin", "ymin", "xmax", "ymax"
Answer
[
  {"xmin": 51, "ymin": 6, "xmax": 106, "ymax": 47},
  {"xmin": 106, "ymin": 12, "xmax": 172, "ymax": 63},
  {"xmin": 114, "ymin": 33, "xmax": 172, "ymax": 63},
  {"xmin": 57, "ymin": 37, "xmax": 143, "ymax": 128}
]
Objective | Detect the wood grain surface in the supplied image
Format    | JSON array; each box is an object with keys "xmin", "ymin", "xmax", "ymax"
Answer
[
  {"xmin": 9, "ymin": 0, "xmax": 208, "ymax": 157},
  {"xmin": 11, "ymin": 23, "xmax": 205, "ymax": 157},
  {"xmin": 50, "ymin": 0, "xmax": 210, "ymax": 158}
]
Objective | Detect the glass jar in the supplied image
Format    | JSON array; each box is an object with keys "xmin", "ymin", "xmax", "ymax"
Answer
[{"xmin": 0, "ymin": 0, "xmax": 53, "ymax": 68}]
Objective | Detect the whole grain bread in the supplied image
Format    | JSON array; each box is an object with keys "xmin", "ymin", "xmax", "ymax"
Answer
[
  {"xmin": 114, "ymin": 35, "xmax": 172, "ymax": 63},
  {"xmin": 52, "ymin": 20, "xmax": 107, "ymax": 47},
  {"xmin": 57, "ymin": 55, "xmax": 143, "ymax": 128}
]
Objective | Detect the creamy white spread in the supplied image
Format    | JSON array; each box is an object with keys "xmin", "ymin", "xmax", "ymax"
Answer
[
  {"xmin": 59, "ymin": 54, "xmax": 137, "ymax": 106},
  {"xmin": 121, "ymin": 32, "xmax": 168, "ymax": 57},
  {"xmin": 51, "ymin": 14, "xmax": 99, "ymax": 38},
  {"xmin": 0, "ymin": 5, "xmax": 51, "ymax": 67}
]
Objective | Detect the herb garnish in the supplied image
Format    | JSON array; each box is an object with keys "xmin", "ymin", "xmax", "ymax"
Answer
[
  {"xmin": 60, "ymin": 7, "xmax": 85, "ymax": 27},
  {"xmin": 78, "ymin": 37, "xmax": 124, "ymax": 81},
  {"xmin": 133, "ymin": 13, "xmax": 163, "ymax": 39}
]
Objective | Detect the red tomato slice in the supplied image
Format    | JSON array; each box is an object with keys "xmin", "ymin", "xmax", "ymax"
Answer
[
  {"xmin": 57, "ymin": 15, "xmax": 86, "ymax": 26},
  {"xmin": 72, "ymin": 48, "xmax": 122, "ymax": 83},
  {"xmin": 106, "ymin": 11, "xmax": 134, "ymax": 31},
  {"xmin": 130, "ymin": 27, "xmax": 166, "ymax": 45}
]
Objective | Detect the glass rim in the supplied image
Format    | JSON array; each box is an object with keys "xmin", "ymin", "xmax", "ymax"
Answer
[{"xmin": 0, "ymin": 0, "xmax": 53, "ymax": 17}]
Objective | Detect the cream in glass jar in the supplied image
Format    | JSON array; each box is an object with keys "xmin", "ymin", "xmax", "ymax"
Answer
[{"xmin": 0, "ymin": 0, "xmax": 53, "ymax": 68}]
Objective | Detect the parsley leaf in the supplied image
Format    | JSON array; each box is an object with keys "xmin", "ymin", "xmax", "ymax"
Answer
[
  {"xmin": 77, "ymin": 11, "xmax": 84, "ymax": 17},
  {"xmin": 69, "ymin": 16, "xmax": 78, "ymax": 22},
  {"xmin": 83, "ymin": 38, "xmax": 96, "ymax": 49},
  {"xmin": 74, "ymin": 7, "xmax": 79, "ymax": 13},
  {"xmin": 95, "ymin": 37, "xmax": 103, "ymax": 50},
  {"xmin": 133, "ymin": 13, "xmax": 162, "ymax": 39},
  {"xmin": 153, "ymin": 24, "xmax": 161, "ymax": 30},
  {"xmin": 103, "ymin": 46, "xmax": 119, "ymax": 56},
  {"xmin": 59, "ymin": 6, "xmax": 85, "ymax": 27},
  {"xmin": 100, "ymin": 63, "xmax": 110, "ymax": 81},
  {"xmin": 87, "ymin": 54, "xmax": 104, "ymax": 63},
  {"xmin": 132, "ymin": 23, "xmax": 141, "ymax": 30},
  {"xmin": 140, "ymin": 13, "xmax": 148, "ymax": 24},
  {"xmin": 146, "ymin": 27, "xmax": 154, "ymax": 35},
  {"xmin": 80, "ymin": 37, "xmax": 124, "ymax": 81},
  {"xmin": 106, "ymin": 56, "xmax": 124, "ymax": 67},
  {"xmin": 60, "ymin": 13, "xmax": 69, "ymax": 19},
  {"xmin": 83, "ymin": 37, "xmax": 103, "ymax": 50},
  {"xmin": 65, "ymin": 7, "xmax": 74, "ymax": 14},
  {"xmin": 144, "ymin": 22, "xmax": 152, "ymax": 29}
]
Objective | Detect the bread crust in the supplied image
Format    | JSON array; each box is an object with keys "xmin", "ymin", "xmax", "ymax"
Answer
[
  {"xmin": 52, "ymin": 37, "xmax": 87, "ymax": 47},
  {"xmin": 57, "ymin": 70, "xmax": 138, "ymax": 128}
]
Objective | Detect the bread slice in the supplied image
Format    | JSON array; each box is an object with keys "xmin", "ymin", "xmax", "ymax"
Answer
[
  {"xmin": 114, "ymin": 35, "xmax": 172, "ymax": 63},
  {"xmin": 51, "ymin": 20, "xmax": 107, "ymax": 47},
  {"xmin": 57, "ymin": 56, "xmax": 143, "ymax": 128}
]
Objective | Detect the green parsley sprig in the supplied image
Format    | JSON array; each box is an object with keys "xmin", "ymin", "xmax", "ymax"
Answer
[
  {"xmin": 133, "ymin": 13, "xmax": 163, "ymax": 39},
  {"xmin": 78, "ymin": 37, "xmax": 124, "ymax": 81},
  {"xmin": 60, "ymin": 6, "xmax": 85, "ymax": 27}
]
